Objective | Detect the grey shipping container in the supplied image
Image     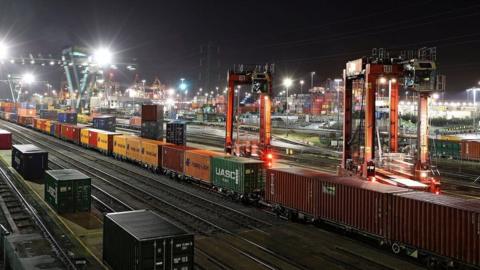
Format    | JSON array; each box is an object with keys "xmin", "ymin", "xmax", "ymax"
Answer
[
  {"xmin": 211, "ymin": 156, "xmax": 264, "ymax": 194},
  {"xmin": 103, "ymin": 210, "xmax": 194, "ymax": 270},
  {"xmin": 141, "ymin": 121, "xmax": 163, "ymax": 140},
  {"xmin": 44, "ymin": 169, "xmax": 91, "ymax": 214},
  {"xmin": 166, "ymin": 121, "xmax": 186, "ymax": 145},
  {"xmin": 12, "ymin": 144, "xmax": 48, "ymax": 182}
]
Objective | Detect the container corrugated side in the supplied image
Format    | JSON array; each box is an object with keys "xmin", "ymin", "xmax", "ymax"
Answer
[
  {"xmin": 392, "ymin": 191, "xmax": 480, "ymax": 266},
  {"xmin": 103, "ymin": 210, "xmax": 194, "ymax": 270},
  {"xmin": 113, "ymin": 135, "xmax": 128, "ymax": 159},
  {"xmin": 80, "ymin": 128, "xmax": 90, "ymax": 146},
  {"xmin": 126, "ymin": 136, "xmax": 142, "ymax": 162},
  {"xmin": 184, "ymin": 149, "xmax": 223, "ymax": 184},
  {"xmin": 265, "ymin": 167, "xmax": 329, "ymax": 216},
  {"xmin": 97, "ymin": 132, "xmax": 120, "ymax": 154},
  {"xmin": 211, "ymin": 156, "xmax": 264, "ymax": 194},
  {"xmin": 162, "ymin": 145, "xmax": 195, "ymax": 174},
  {"xmin": 140, "ymin": 139, "xmax": 170, "ymax": 168}
]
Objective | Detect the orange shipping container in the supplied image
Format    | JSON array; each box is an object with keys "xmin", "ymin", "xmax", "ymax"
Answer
[
  {"xmin": 17, "ymin": 108, "xmax": 36, "ymax": 117},
  {"xmin": 140, "ymin": 139, "xmax": 171, "ymax": 169},
  {"xmin": 97, "ymin": 131, "xmax": 120, "ymax": 154},
  {"xmin": 126, "ymin": 136, "xmax": 142, "ymax": 162},
  {"xmin": 184, "ymin": 149, "xmax": 224, "ymax": 184}
]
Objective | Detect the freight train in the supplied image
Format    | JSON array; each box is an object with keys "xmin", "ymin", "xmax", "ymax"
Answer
[{"xmin": 0, "ymin": 111, "xmax": 479, "ymax": 269}]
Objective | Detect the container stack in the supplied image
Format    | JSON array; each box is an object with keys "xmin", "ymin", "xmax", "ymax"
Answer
[
  {"xmin": 92, "ymin": 115, "xmax": 116, "ymax": 132},
  {"xmin": 166, "ymin": 121, "xmax": 187, "ymax": 145},
  {"xmin": 17, "ymin": 102, "xmax": 36, "ymax": 117},
  {"xmin": 44, "ymin": 169, "xmax": 91, "ymax": 214},
  {"xmin": 39, "ymin": 109, "xmax": 58, "ymax": 120},
  {"xmin": 11, "ymin": 144, "xmax": 48, "ymax": 182},
  {"xmin": 103, "ymin": 210, "xmax": 194, "ymax": 270},
  {"xmin": 57, "ymin": 112, "xmax": 77, "ymax": 124},
  {"xmin": 141, "ymin": 104, "xmax": 163, "ymax": 140}
]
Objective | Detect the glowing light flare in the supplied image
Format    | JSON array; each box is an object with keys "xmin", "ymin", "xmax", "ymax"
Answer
[
  {"xmin": 379, "ymin": 77, "xmax": 387, "ymax": 84},
  {"xmin": 283, "ymin": 78, "xmax": 293, "ymax": 88},
  {"xmin": 93, "ymin": 48, "xmax": 113, "ymax": 66},
  {"xmin": 167, "ymin": 88, "xmax": 175, "ymax": 96},
  {"xmin": 22, "ymin": 73, "xmax": 35, "ymax": 84},
  {"xmin": 0, "ymin": 42, "xmax": 8, "ymax": 60}
]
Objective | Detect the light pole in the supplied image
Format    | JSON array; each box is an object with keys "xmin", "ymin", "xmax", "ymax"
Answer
[
  {"xmin": 310, "ymin": 72, "xmax": 315, "ymax": 90},
  {"xmin": 334, "ymin": 79, "xmax": 342, "ymax": 139},
  {"xmin": 283, "ymin": 78, "xmax": 293, "ymax": 135},
  {"xmin": 300, "ymin": 80, "xmax": 304, "ymax": 94},
  {"xmin": 467, "ymin": 87, "xmax": 480, "ymax": 130}
]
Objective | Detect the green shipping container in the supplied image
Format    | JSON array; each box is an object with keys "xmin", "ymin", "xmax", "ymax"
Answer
[
  {"xmin": 211, "ymin": 156, "xmax": 264, "ymax": 194},
  {"xmin": 44, "ymin": 169, "xmax": 91, "ymax": 214}
]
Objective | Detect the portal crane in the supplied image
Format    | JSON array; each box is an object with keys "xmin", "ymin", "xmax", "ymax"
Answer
[
  {"xmin": 342, "ymin": 48, "xmax": 443, "ymax": 193},
  {"xmin": 225, "ymin": 64, "xmax": 273, "ymax": 166}
]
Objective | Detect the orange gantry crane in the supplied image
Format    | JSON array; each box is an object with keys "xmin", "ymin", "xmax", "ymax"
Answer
[
  {"xmin": 342, "ymin": 50, "xmax": 443, "ymax": 193},
  {"xmin": 225, "ymin": 65, "xmax": 273, "ymax": 166}
]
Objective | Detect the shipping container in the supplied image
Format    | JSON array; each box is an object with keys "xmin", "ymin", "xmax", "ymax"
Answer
[
  {"xmin": 12, "ymin": 144, "xmax": 48, "ymax": 182},
  {"xmin": 103, "ymin": 210, "xmax": 194, "ymax": 270},
  {"xmin": 57, "ymin": 112, "xmax": 77, "ymax": 124},
  {"xmin": 88, "ymin": 129, "xmax": 99, "ymax": 149},
  {"xmin": 184, "ymin": 149, "xmax": 223, "ymax": 184},
  {"xmin": 0, "ymin": 129, "xmax": 12, "ymax": 149},
  {"xmin": 125, "ymin": 136, "xmax": 142, "ymax": 162},
  {"xmin": 461, "ymin": 140, "xmax": 480, "ymax": 161},
  {"xmin": 211, "ymin": 156, "xmax": 264, "ymax": 195},
  {"xmin": 141, "ymin": 121, "xmax": 163, "ymax": 140},
  {"xmin": 53, "ymin": 122, "xmax": 61, "ymax": 138},
  {"xmin": 60, "ymin": 124, "xmax": 86, "ymax": 144},
  {"xmin": 113, "ymin": 135, "xmax": 129, "ymax": 159},
  {"xmin": 97, "ymin": 131, "xmax": 120, "ymax": 154},
  {"xmin": 44, "ymin": 120, "xmax": 53, "ymax": 134},
  {"xmin": 92, "ymin": 115, "xmax": 116, "ymax": 132},
  {"xmin": 162, "ymin": 145, "xmax": 196, "ymax": 175},
  {"xmin": 129, "ymin": 116, "xmax": 141, "ymax": 127},
  {"xmin": 44, "ymin": 169, "xmax": 91, "ymax": 214},
  {"xmin": 141, "ymin": 104, "xmax": 164, "ymax": 122},
  {"xmin": 265, "ymin": 167, "xmax": 330, "ymax": 217},
  {"xmin": 140, "ymin": 139, "xmax": 170, "ymax": 169},
  {"xmin": 17, "ymin": 115, "xmax": 34, "ymax": 127},
  {"xmin": 39, "ymin": 109, "xmax": 57, "ymax": 120},
  {"xmin": 17, "ymin": 108, "xmax": 36, "ymax": 117},
  {"xmin": 80, "ymin": 128, "xmax": 90, "ymax": 146},
  {"xmin": 392, "ymin": 191, "xmax": 480, "ymax": 267},
  {"xmin": 166, "ymin": 121, "xmax": 187, "ymax": 145}
]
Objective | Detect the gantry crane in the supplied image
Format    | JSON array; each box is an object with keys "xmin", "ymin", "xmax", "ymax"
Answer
[
  {"xmin": 342, "ymin": 48, "xmax": 443, "ymax": 193},
  {"xmin": 225, "ymin": 64, "xmax": 273, "ymax": 166}
]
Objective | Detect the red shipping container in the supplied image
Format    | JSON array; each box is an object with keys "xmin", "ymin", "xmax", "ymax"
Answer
[
  {"xmin": 461, "ymin": 140, "xmax": 480, "ymax": 161},
  {"xmin": 61, "ymin": 124, "xmax": 83, "ymax": 144},
  {"xmin": 392, "ymin": 191, "xmax": 480, "ymax": 266},
  {"xmin": 266, "ymin": 168, "xmax": 408, "ymax": 237},
  {"xmin": 266, "ymin": 167, "xmax": 329, "ymax": 215},
  {"xmin": 0, "ymin": 129, "xmax": 12, "ymax": 149},
  {"xmin": 162, "ymin": 145, "xmax": 196, "ymax": 174},
  {"xmin": 54, "ymin": 123, "xmax": 62, "ymax": 138},
  {"xmin": 89, "ymin": 129, "xmax": 99, "ymax": 149},
  {"xmin": 141, "ymin": 104, "xmax": 163, "ymax": 122},
  {"xmin": 18, "ymin": 116, "xmax": 34, "ymax": 126}
]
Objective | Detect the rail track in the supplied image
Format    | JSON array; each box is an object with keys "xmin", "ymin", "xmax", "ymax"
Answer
[
  {"xmin": 3, "ymin": 121, "xmax": 311, "ymax": 270},
  {"xmin": 0, "ymin": 156, "xmax": 77, "ymax": 269}
]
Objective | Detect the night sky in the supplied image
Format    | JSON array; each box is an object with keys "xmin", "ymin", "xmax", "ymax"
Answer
[{"xmin": 1, "ymin": 0, "xmax": 480, "ymax": 98}]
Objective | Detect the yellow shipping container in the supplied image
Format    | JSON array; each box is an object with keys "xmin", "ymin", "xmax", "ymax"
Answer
[
  {"xmin": 44, "ymin": 120, "xmax": 52, "ymax": 134},
  {"xmin": 80, "ymin": 128, "xmax": 91, "ymax": 146},
  {"xmin": 77, "ymin": 114, "xmax": 92, "ymax": 124},
  {"xmin": 113, "ymin": 135, "xmax": 129, "ymax": 159},
  {"xmin": 126, "ymin": 136, "xmax": 142, "ymax": 162},
  {"xmin": 140, "ymin": 139, "xmax": 170, "ymax": 169},
  {"xmin": 97, "ymin": 131, "xmax": 120, "ymax": 154}
]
